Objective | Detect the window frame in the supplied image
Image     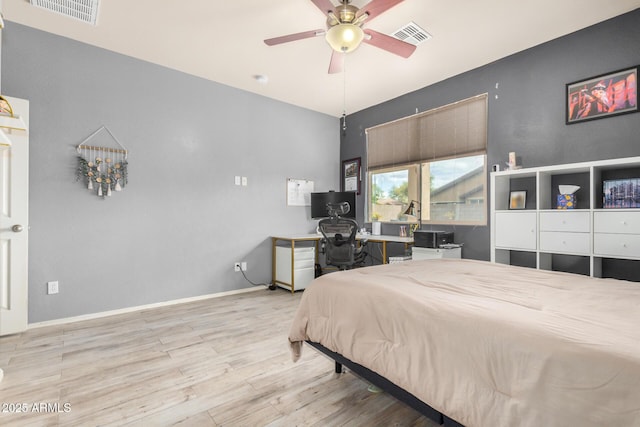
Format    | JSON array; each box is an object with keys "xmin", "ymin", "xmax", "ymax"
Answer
[
  {"xmin": 420, "ymin": 155, "xmax": 487, "ymax": 226},
  {"xmin": 367, "ymin": 164, "xmax": 420, "ymax": 223}
]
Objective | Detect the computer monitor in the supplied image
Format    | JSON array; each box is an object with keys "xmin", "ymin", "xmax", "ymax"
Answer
[{"xmin": 310, "ymin": 191, "xmax": 356, "ymax": 218}]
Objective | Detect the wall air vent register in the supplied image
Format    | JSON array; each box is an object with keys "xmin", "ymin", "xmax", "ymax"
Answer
[{"xmin": 30, "ymin": 0, "xmax": 100, "ymax": 25}]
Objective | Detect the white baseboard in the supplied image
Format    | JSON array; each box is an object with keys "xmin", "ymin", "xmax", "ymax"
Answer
[{"xmin": 28, "ymin": 286, "xmax": 266, "ymax": 329}]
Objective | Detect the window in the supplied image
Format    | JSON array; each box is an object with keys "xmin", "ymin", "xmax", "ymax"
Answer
[
  {"xmin": 422, "ymin": 155, "xmax": 486, "ymax": 224},
  {"xmin": 366, "ymin": 94, "xmax": 488, "ymax": 226},
  {"xmin": 369, "ymin": 165, "xmax": 419, "ymax": 222}
]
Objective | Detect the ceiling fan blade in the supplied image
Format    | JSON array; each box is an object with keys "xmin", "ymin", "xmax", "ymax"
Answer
[
  {"xmin": 328, "ymin": 50, "xmax": 344, "ymax": 74},
  {"xmin": 264, "ymin": 29, "xmax": 325, "ymax": 46},
  {"xmin": 356, "ymin": 0, "xmax": 404, "ymax": 23},
  {"xmin": 363, "ymin": 29, "xmax": 416, "ymax": 58},
  {"xmin": 311, "ymin": 0, "xmax": 336, "ymax": 16}
]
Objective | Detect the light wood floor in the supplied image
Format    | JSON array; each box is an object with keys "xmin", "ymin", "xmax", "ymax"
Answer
[{"xmin": 0, "ymin": 288, "xmax": 439, "ymax": 426}]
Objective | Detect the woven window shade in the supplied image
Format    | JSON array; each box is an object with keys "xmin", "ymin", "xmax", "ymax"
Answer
[{"xmin": 366, "ymin": 94, "xmax": 487, "ymax": 169}]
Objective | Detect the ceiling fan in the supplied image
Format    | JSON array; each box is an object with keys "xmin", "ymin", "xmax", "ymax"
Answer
[{"xmin": 264, "ymin": 0, "xmax": 417, "ymax": 74}]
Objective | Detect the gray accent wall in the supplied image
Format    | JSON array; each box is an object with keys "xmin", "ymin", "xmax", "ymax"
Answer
[
  {"xmin": 341, "ymin": 9, "xmax": 640, "ymax": 262},
  {"xmin": 2, "ymin": 22, "xmax": 340, "ymax": 323}
]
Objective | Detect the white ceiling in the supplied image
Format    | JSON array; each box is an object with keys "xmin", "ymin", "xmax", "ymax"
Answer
[{"xmin": 3, "ymin": 0, "xmax": 640, "ymax": 117}]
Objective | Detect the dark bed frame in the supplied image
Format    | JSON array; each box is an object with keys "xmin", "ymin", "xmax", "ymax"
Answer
[{"xmin": 306, "ymin": 341, "xmax": 464, "ymax": 427}]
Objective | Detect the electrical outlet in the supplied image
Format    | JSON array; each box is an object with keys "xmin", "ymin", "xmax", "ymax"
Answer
[
  {"xmin": 234, "ymin": 262, "xmax": 241, "ymax": 272},
  {"xmin": 241, "ymin": 176, "xmax": 248, "ymax": 186},
  {"xmin": 47, "ymin": 281, "xmax": 59, "ymax": 295},
  {"xmin": 241, "ymin": 262, "xmax": 247, "ymax": 271}
]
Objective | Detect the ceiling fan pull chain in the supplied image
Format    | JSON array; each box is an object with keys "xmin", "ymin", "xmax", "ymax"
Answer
[{"xmin": 342, "ymin": 54, "xmax": 347, "ymax": 131}]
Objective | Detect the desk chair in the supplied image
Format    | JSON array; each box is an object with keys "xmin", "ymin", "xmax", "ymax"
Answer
[{"xmin": 318, "ymin": 202, "xmax": 367, "ymax": 270}]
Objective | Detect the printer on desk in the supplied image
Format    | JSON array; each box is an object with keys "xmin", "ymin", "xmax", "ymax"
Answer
[{"xmin": 413, "ymin": 230, "xmax": 454, "ymax": 248}]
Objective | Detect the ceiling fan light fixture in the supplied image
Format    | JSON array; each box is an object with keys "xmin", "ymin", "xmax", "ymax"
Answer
[{"xmin": 325, "ymin": 24, "xmax": 364, "ymax": 53}]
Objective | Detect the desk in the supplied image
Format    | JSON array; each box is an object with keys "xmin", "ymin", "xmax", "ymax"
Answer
[
  {"xmin": 362, "ymin": 234, "xmax": 414, "ymax": 264},
  {"xmin": 272, "ymin": 234, "xmax": 415, "ymax": 292}
]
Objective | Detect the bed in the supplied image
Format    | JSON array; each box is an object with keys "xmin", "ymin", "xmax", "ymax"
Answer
[{"xmin": 288, "ymin": 258, "xmax": 640, "ymax": 427}]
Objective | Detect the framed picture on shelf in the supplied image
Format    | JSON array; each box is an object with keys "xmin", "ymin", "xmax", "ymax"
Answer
[
  {"xmin": 566, "ymin": 66, "xmax": 638, "ymax": 124},
  {"xmin": 509, "ymin": 191, "xmax": 527, "ymax": 210},
  {"xmin": 603, "ymin": 178, "xmax": 640, "ymax": 208},
  {"xmin": 342, "ymin": 157, "xmax": 361, "ymax": 195}
]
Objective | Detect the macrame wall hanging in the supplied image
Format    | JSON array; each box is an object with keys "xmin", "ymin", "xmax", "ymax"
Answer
[{"xmin": 76, "ymin": 126, "xmax": 128, "ymax": 198}]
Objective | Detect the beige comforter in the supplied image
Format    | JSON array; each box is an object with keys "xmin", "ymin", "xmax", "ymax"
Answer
[{"xmin": 288, "ymin": 259, "xmax": 640, "ymax": 427}]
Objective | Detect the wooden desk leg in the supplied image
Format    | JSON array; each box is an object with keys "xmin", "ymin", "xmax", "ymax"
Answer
[
  {"xmin": 290, "ymin": 240, "xmax": 295, "ymax": 294},
  {"xmin": 382, "ymin": 242, "xmax": 387, "ymax": 264},
  {"xmin": 270, "ymin": 238, "xmax": 277, "ymax": 290}
]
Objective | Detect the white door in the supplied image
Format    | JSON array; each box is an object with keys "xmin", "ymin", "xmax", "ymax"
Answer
[{"xmin": 0, "ymin": 96, "xmax": 29, "ymax": 336}]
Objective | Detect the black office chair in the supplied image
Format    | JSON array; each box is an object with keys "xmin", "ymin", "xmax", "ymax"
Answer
[{"xmin": 318, "ymin": 202, "xmax": 367, "ymax": 270}]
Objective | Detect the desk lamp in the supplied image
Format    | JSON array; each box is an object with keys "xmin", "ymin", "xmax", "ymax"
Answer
[{"xmin": 403, "ymin": 200, "xmax": 421, "ymax": 234}]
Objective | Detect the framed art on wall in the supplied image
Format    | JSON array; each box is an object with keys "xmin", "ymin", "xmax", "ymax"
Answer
[
  {"xmin": 566, "ymin": 66, "xmax": 638, "ymax": 124},
  {"xmin": 342, "ymin": 157, "xmax": 361, "ymax": 195}
]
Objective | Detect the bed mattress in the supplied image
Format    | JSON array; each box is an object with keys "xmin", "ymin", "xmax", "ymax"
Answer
[{"xmin": 288, "ymin": 259, "xmax": 640, "ymax": 427}]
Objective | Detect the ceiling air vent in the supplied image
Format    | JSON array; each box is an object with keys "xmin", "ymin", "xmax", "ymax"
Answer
[
  {"xmin": 392, "ymin": 21, "xmax": 431, "ymax": 45},
  {"xmin": 30, "ymin": 0, "xmax": 100, "ymax": 25}
]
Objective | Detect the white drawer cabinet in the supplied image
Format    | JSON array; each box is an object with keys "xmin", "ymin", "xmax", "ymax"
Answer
[
  {"xmin": 275, "ymin": 246, "xmax": 316, "ymax": 291},
  {"xmin": 594, "ymin": 211, "xmax": 640, "ymax": 258},
  {"xmin": 539, "ymin": 211, "xmax": 590, "ymax": 255},
  {"xmin": 495, "ymin": 212, "xmax": 537, "ymax": 250}
]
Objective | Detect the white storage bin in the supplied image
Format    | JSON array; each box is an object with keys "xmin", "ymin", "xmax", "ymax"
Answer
[{"xmin": 539, "ymin": 231, "xmax": 590, "ymax": 255}]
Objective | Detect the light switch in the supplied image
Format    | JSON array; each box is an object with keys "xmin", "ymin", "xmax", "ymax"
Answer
[
  {"xmin": 241, "ymin": 176, "xmax": 248, "ymax": 186},
  {"xmin": 234, "ymin": 176, "xmax": 241, "ymax": 186},
  {"xmin": 47, "ymin": 281, "xmax": 59, "ymax": 295}
]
